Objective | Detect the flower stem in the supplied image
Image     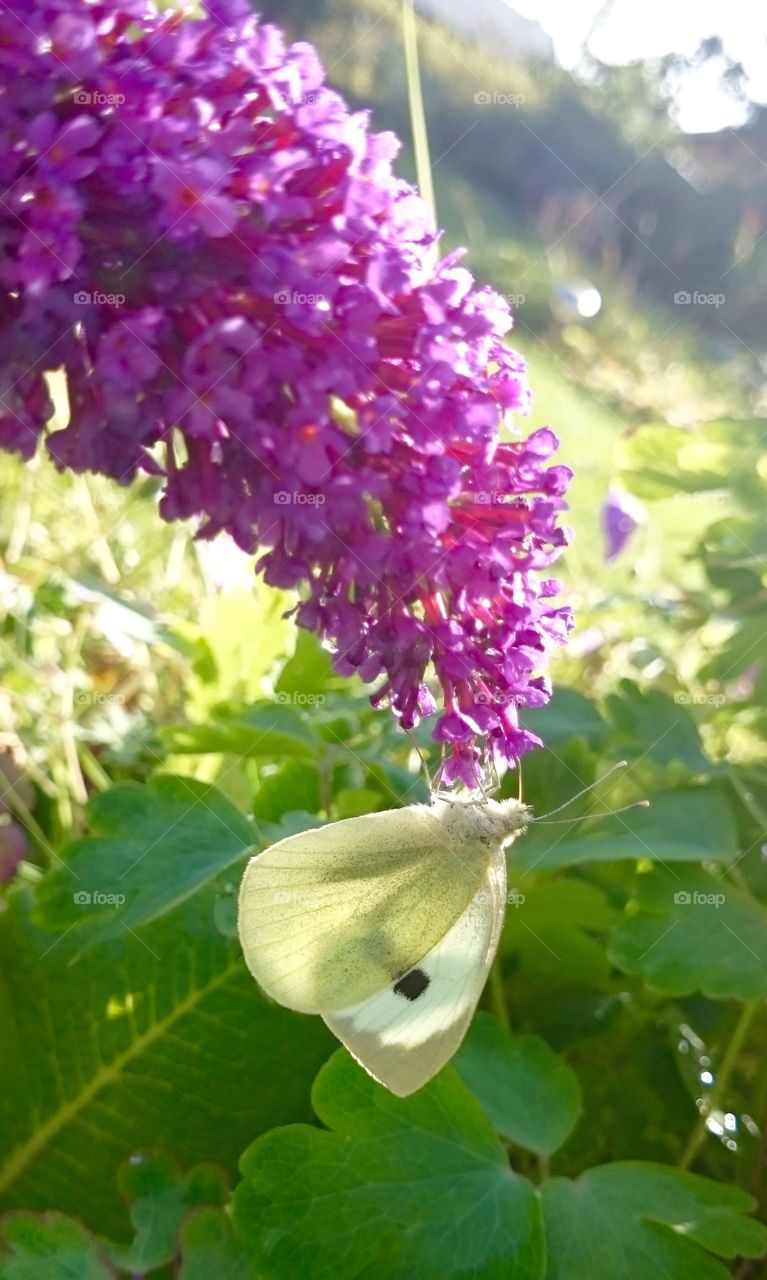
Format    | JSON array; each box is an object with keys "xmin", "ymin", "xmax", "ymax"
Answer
[
  {"xmin": 488, "ymin": 953, "xmax": 512, "ymax": 1034},
  {"xmin": 678, "ymin": 998, "xmax": 762, "ymax": 1170},
  {"xmin": 401, "ymin": 0, "xmax": 437, "ymax": 229}
]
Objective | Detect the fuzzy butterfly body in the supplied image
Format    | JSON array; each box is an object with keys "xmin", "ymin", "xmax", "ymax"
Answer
[{"xmin": 237, "ymin": 796, "xmax": 530, "ymax": 1096}]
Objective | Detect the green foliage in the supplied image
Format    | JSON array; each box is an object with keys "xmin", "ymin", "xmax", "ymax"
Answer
[
  {"xmin": 540, "ymin": 1164, "xmax": 766, "ymax": 1280},
  {"xmin": 232, "ymin": 1053, "xmax": 765, "ymax": 1280},
  {"xmin": 35, "ymin": 776, "xmax": 253, "ymax": 951},
  {"xmin": 3, "ymin": 401, "xmax": 767, "ymax": 1274},
  {"xmin": 455, "ymin": 1014, "xmax": 583, "ymax": 1156},
  {"xmin": 0, "ymin": 888, "xmax": 332, "ymax": 1238},
  {"xmin": 3, "ymin": 13, "xmax": 767, "ymax": 1274},
  {"xmin": 0, "ymin": 1213, "xmax": 115, "ymax": 1280},
  {"xmin": 233, "ymin": 1051, "xmax": 545, "ymax": 1280},
  {"xmin": 610, "ymin": 867, "xmax": 767, "ymax": 999}
]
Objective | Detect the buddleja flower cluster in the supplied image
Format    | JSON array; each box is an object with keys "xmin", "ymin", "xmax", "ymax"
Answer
[{"xmin": 0, "ymin": 0, "xmax": 573, "ymax": 786}]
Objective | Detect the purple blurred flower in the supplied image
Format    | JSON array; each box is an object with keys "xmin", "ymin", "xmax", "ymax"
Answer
[
  {"xmin": 0, "ymin": 0, "xmax": 574, "ymax": 787},
  {"xmin": 603, "ymin": 486, "xmax": 645, "ymax": 562}
]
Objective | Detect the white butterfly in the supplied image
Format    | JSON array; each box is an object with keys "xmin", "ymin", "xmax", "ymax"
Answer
[{"xmin": 237, "ymin": 795, "xmax": 530, "ymax": 1096}]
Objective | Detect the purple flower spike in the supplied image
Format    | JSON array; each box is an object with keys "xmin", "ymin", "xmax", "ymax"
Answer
[
  {"xmin": 0, "ymin": 0, "xmax": 574, "ymax": 787},
  {"xmin": 603, "ymin": 486, "xmax": 645, "ymax": 562}
]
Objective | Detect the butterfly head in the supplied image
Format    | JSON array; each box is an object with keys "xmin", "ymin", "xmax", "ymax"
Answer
[
  {"xmin": 433, "ymin": 793, "xmax": 531, "ymax": 847},
  {"xmin": 485, "ymin": 797, "xmax": 532, "ymax": 843}
]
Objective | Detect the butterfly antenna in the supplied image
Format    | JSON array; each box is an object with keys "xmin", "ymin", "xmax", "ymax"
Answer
[
  {"xmin": 536, "ymin": 799, "xmax": 650, "ymax": 825},
  {"xmin": 534, "ymin": 760, "xmax": 629, "ymax": 820}
]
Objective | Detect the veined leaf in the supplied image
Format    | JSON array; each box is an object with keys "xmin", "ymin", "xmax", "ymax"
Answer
[
  {"xmin": 541, "ymin": 1162, "xmax": 766, "ymax": 1279},
  {"xmin": 161, "ymin": 702, "xmax": 322, "ymax": 761},
  {"xmin": 35, "ymin": 776, "xmax": 254, "ymax": 952},
  {"xmin": 514, "ymin": 788, "xmax": 737, "ymax": 872},
  {"xmin": 608, "ymin": 865, "xmax": 767, "ymax": 998},
  {"xmin": 0, "ymin": 1213, "xmax": 115, "ymax": 1280},
  {"xmin": 232, "ymin": 1052, "xmax": 766, "ymax": 1280},
  {"xmin": 455, "ymin": 1015, "xmax": 582, "ymax": 1156},
  {"xmin": 0, "ymin": 888, "xmax": 332, "ymax": 1238},
  {"xmin": 233, "ymin": 1051, "xmax": 545, "ymax": 1280}
]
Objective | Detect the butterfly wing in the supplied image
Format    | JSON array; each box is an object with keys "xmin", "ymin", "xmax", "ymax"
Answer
[
  {"xmin": 238, "ymin": 805, "xmax": 490, "ymax": 1014},
  {"xmin": 323, "ymin": 845, "xmax": 507, "ymax": 1096}
]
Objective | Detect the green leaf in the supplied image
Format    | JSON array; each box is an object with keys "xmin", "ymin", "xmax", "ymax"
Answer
[
  {"xmin": 0, "ymin": 888, "xmax": 332, "ymax": 1238},
  {"xmin": 700, "ymin": 517, "xmax": 767, "ymax": 601},
  {"xmin": 232, "ymin": 1054, "xmax": 764, "ymax": 1280},
  {"xmin": 604, "ymin": 680, "xmax": 710, "ymax": 772},
  {"xmin": 35, "ymin": 776, "xmax": 253, "ymax": 950},
  {"xmin": 608, "ymin": 866, "xmax": 767, "ymax": 998},
  {"xmin": 331, "ymin": 786, "xmax": 385, "ymax": 818},
  {"xmin": 233, "ymin": 1050, "xmax": 545, "ymax": 1280},
  {"xmin": 252, "ymin": 761, "xmax": 321, "ymax": 822},
  {"xmin": 455, "ymin": 1015, "xmax": 582, "ymax": 1156},
  {"xmin": 525, "ymin": 688, "xmax": 607, "ymax": 748},
  {"xmin": 514, "ymin": 788, "xmax": 737, "ymax": 872},
  {"xmin": 161, "ymin": 702, "xmax": 322, "ymax": 761},
  {"xmin": 107, "ymin": 1154, "xmax": 227, "ymax": 1272},
  {"xmin": 618, "ymin": 419, "xmax": 767, "ymax": 502},
  {"xmin": 357, "ymin": 754, "xmax": 429, "ymax": 806},
  {"xmin": 275, "ymin": 629, "xmax": 336, "ymax": 697},
  {"xmin": 540, "ymin": 1162, "xmax": 766, "ymax": 1279},
  {"xmin": 180, "ymin": 583, "xmax": 295, "ymax": 720},
  {"xmin": 617, "ymin": 423, "xmax": 702, "ymax": 498},
  {"xmin": 698, "ymin": 614, "xmax": 767, "ymax": 686},
  {"xmin": 502, "ymin": 878, "xmax": 615, "ymax": 987},
  {"xmin": 177, "ymin": 1207, "xmax": 256, "ymax": 1280},
  {"xmin": 0, "ymin": 1213, "xmax": 115, "ymax": 1280}
]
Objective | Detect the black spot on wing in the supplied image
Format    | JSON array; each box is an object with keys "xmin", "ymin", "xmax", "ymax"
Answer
[{"xmin": 393, "ymin": 968, "xmax": 430, "ymax": 1001}]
